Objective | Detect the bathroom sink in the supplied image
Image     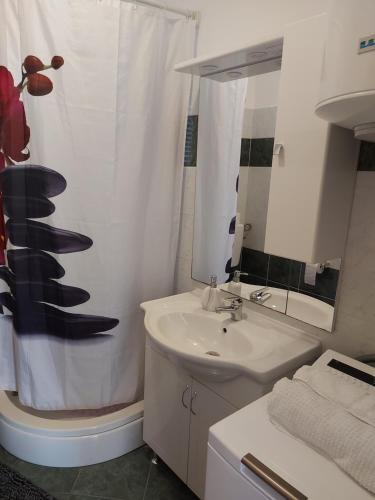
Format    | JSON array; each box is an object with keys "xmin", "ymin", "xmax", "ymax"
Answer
[
  {"xmin": 157, "ymin": 312, "xmax": 256, "ymax": 359},
  {"xmin": 286, "ymin": 290, "xmax": 334, "ymax": 331},
  {"xmin": 141, "ymin": 291, "xmax": 321, "ymax": 382}
]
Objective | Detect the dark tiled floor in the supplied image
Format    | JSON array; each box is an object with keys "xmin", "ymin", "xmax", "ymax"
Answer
[{"xmin": 0, "ymin": 445, "xmax": 198, "ymax": 500}]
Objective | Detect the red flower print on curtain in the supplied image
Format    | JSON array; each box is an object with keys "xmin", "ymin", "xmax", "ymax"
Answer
[{"xmin": 0, "ymin": 56, "xmax": 63, "ymax": 264}]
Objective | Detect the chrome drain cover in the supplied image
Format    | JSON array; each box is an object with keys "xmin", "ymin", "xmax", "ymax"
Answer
[{"xmin": 205, "ymin": 351, "xmax": 220, "ymax": 357}]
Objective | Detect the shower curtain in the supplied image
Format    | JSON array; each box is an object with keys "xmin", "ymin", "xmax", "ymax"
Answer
[
  {"xmin": 0, "ymin": 0, "xmax": 195, "ymax": 409},
  {"xmin": 192, "ymin": 77, "xmax": 247, "ymax": 284}
]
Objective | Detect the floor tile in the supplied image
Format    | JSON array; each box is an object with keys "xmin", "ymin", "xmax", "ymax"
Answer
[
  {"xmin": 144, "ymin": 460, "xmax": 198, "ymax": 500},
  {"xmin": 0, "ymin": 445, "xmax": 197, "ymax": 500},
  {"xmin": 52, "ymin": 494, "xmax": 71, "ymax": 500},
  {"xmin": 72, "ymin": 446, "xmax": 151, "ymax": 500},
  {"xmin": 0, "ymin": 446, "xmax": 18, "ymax": 467},
  {"xmin": 58, "ymin": 495, "xmax": 116, "ymax": 500},
  {"xmin": 0, "ymin": 447, "xmax": 79, "ymax": 495}
]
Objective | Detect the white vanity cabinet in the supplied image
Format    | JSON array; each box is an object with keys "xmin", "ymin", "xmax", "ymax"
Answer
[
  {"xmin": 143, "ymin": 342, "xmax": 236, "ymax": 499},
  {"xmin": 187, "ymin": 380, "xmax": 235, "ymax": 497},
  {"xmin": 143, "ymin": 342, "xmax": 192, "ymax": 482},
  {"xmin": 141, "ymin": 291, "xmax": 321, "ymax": 498}
]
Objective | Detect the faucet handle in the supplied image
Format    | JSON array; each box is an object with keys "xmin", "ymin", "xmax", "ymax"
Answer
[
  {"xmin": 232, "ymin": 297, "xmax": 242, "ymax": 304},
  {"xmin": 224, "ymin": 296, "xmax": 242, "ymax": 308},
  {"xmin": 250, "ymin": 286, "xmax": 268, "ymax": 298},
  {"xmin": 249, "ymin": 286, "xmax": 271, "ymax": 304}
]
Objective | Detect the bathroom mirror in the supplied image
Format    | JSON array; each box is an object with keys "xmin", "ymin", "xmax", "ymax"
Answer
[{"xmin": 191, "ymin": 69, "xmax": 341, "ymax": 332}]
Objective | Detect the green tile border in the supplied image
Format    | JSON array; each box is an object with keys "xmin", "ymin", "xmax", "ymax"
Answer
[
  {"xmin": 249, "ymin": 138, "xmax": 274, "ymax": 167},
  {"xmin": 184, "ymin": 115, "xmax": 198, "ymax": 167},
  {"xmin": 358, "ymin": 141, "xmax": 375, "ymax": 171}
]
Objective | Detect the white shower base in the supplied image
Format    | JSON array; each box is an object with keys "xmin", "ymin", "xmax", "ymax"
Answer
[{"xmin": 0, "ymin": 391, "xmax": 144, "ymax": 467}]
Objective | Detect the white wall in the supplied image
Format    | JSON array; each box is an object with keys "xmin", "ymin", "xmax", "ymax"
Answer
[
  {"xmin": 165, "ymin": 0, "xmax": 329, "ymax": 55},
  {"xmin": 246, "ymin": 72, "xmax": 280, "ymax": 110}
]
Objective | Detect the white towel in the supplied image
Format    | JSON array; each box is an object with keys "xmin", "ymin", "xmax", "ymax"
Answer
[
  {"xmin": 295, "ymin": 365, "xmax": 375, "ymax": 428},
  {"xmin": 268, "ymin": 372, "xmax": 375, "ymax": 494},
  {"xmin": 232, "ymin": 222, "xmax": 244, "ymax": 267},
  {"xmin": 304, "ymin": 263, "xmax": 324, "ymax": 285}
]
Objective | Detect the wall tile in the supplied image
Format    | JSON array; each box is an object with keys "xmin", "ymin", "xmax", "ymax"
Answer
[
  {"xmin": 267, "ymin": 280, "xmax": 289, "ymax": 291},
  {"xmin": 250, "ymin": 107, "xmax": 278, "ymax": 138},
  {"xmin": 268, "ymin": 255, "xmax": 292, "ymax": 286},
  {"xmin": 240, "ymin": 138, "xmax": 251, "ymax": 166},
  {"xmin": 299, "ymin": 264, "xmax": 339, "ymax": 300},
  {"xmin": 357, "ymin": 141, "xmax": 375, "ymax": 171},
  {"xmin": 289, "ymin": 261, "xmax": 302, "ymax": 289},
  {"xmin": 241, "ymin": 273, "xmax": 267, "ymax": 287},
  {"xmin": 249, "ymin": 138, "xmax": 274, "ymax": 167},
  {"xmin": 241, "ymin": 248, "xmax": 269, "ymax": 279},
  {"xmin": 242, "ymin": 108, "xmax": 253, "ymax": 139},
  {"xmin": 239, "ymin": 249, "xmax": 339, "ymax": 306}
]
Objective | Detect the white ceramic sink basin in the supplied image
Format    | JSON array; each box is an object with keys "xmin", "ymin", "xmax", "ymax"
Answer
[
  {"xmin": 141, "ymin": 291, "xmax": 321, "ymax": 382},
  {"xmin": 286, "ymin": 291, "xmax": 334, "ymax": 331}
]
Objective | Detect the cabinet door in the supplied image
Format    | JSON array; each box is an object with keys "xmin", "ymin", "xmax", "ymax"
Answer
[
  {"xmin": 187, "ymin": 380, "xmax": 236, "ymax": 499},
  {"xmin": 264, "ymin": 14, "xmax": 358, "ymax": 263},
  {"xmin": 143, "ymin": 344, "xmax": 192, "ymax": 482}
]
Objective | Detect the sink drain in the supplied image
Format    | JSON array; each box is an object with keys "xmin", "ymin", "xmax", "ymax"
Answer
[{"xmin": 205, "ymin": 351, "xmax": 220, "ymax": 357}]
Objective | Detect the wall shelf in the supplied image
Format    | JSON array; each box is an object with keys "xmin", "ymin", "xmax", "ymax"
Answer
[{"xmin": 175, "ymin": 35, "xmax": 283, "ymax": 82}]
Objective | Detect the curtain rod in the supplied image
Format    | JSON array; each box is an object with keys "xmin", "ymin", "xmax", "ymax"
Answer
[{"xmin": 123, "ymin": 0, "xmax": 199, "ymax": 20}]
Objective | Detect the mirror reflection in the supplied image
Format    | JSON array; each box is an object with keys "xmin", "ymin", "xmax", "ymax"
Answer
[{"xmin": 191, "ymin": 70, "xmax": 340, "ymax": 332}]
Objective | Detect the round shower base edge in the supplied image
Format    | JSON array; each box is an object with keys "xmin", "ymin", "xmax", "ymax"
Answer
[{"xmin": 0, "ymin": 392, "xmax": 144, "ymax": 467}]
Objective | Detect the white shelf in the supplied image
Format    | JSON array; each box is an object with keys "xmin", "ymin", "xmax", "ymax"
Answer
[{"xmin": 174, "ymin": 35, "xmax": 283, "ymax": 82}]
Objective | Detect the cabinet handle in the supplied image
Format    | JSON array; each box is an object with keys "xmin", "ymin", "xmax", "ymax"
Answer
[
  {"xmin": 190, "ymin": 391, "xmax": 197, "ymax": 415},
  {"xmin": 181, "ymin": 385, "xmax": 190, "ymax": 409}
]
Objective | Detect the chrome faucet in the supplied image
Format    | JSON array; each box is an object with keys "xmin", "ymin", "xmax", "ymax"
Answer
[
  {"xmin": 216, "ymin": 297, "xmax": 243, "ymax": 321},
  {"xmin": 249, "ymin": 287, "xmax": 271, "ymax": 304}
]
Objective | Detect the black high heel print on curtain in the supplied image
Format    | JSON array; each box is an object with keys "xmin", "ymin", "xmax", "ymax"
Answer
[
  {"xmin": 224, "ymin": 174, "xmax": 240, "ymax": 282},
  {"xmin": 0, "ymin": 55, "xmax": 119, "ymax": 338}
]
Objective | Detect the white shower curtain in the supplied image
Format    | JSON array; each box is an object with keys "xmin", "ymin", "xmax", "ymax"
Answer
[
  {"xmin": 0, "ymin": 0, "xmax": 195, "ymax": 409},
  {"xmin": 192, "ymin": 77, "xmax": 247, "ymax": 284}
]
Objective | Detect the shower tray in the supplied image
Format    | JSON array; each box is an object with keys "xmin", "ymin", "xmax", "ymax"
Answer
[{"xmin": 0, "ymin": 391, "xmax": 144, "ymax": 467}]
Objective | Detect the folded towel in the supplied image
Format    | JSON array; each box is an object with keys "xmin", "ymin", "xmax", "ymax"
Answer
[
  {"xmin": 232, "ymin": 222, "xmax": 244, "ymax": 267},
  {"xmin": 295, "ymin": 365, "xmax": 375, "ymax": 428},
  {"xmin": 268, "ymin": 376, "xmax": 375, "ymax": 494}
]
